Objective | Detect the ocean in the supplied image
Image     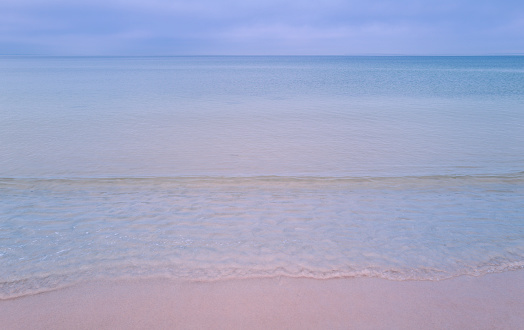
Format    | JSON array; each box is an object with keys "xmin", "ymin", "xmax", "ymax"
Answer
[{"xmin": 1, "ymin": 56, "xmax": 523, "ymax": 299}]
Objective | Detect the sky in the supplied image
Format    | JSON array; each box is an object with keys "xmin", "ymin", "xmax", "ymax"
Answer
[{"xmin": 1, "ymin": 0, "xmax": 523, "ymax": 55}]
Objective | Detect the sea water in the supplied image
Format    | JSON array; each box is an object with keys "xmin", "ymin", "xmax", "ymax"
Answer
[{"xmin": 1, "ymin": 56, "xmax": 523, "ymax": 298}]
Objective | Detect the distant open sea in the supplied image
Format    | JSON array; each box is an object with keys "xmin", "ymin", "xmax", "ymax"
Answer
[{"xmin": 1, "ymin": 56, "xmax": 523, "ymax": 299}]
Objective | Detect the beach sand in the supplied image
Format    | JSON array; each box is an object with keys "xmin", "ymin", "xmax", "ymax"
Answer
[{"xmin": 1, "ymin": 270, "xmax": 523, "ymax": 329}]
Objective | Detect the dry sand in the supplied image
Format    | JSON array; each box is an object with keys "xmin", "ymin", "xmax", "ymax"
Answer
[{"xmin": 1, "ymin": 270, "xmax": 523, "ymax": 329}]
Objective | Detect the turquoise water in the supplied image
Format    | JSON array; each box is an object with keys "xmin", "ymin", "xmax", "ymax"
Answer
[{"xmin": 1, "ymin": 56, "xmax": 524, "ymax": 298}]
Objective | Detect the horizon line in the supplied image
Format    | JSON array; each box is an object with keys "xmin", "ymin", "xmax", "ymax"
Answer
[{"xmin": 2, "ymin": 53, "xmax": 524, "ymax": 57}]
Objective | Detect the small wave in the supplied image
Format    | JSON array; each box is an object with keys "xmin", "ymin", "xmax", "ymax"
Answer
[
  {"xmin": 2, "ymin": 262, "xmax": 523, "ymax": 300},
  {"xmin": 1, "ymin": 171, "xmax": 524, "ymax": 187},
  {"xmin": 1, "ymin": 171, "xmax": 522, "ymax": 300}
]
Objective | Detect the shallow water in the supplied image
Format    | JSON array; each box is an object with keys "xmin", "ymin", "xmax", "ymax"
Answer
[{"xmin": 1, "ymin": 56, "xmax": 524, "ymax": 298}]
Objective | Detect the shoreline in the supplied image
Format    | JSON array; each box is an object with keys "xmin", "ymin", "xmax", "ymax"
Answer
[{"xmin": 1, "ymin": 270, "xmax": 523, "ymax": 329}]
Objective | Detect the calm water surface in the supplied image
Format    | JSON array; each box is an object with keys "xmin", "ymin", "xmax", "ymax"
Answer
[{"xmin": 1, "ymin": 56, "xmax": 523, "ymax": 298}]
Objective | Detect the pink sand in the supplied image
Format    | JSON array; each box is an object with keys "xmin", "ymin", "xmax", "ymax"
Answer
[{"xmin": 1, "ymin": 270, "xmax": 523, "ymax": 329}]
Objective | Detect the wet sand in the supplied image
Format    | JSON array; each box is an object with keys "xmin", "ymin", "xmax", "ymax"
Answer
[{"xmin": 1, "ymin": 270, "xmax": 523, "ymax": 329}]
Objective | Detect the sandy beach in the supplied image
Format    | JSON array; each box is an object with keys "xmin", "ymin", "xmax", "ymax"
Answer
[{"xmin": 1, "ymin": 270, "xmax": 523, "ymax": 329}]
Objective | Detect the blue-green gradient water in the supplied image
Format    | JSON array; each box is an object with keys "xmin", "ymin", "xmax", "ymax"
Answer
[{"xmin": 1, "ymin": 56, "xmax": 523, "ymax": 298}]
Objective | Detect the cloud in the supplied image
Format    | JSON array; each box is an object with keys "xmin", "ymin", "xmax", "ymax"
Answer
[{"xmin": 0, "ymin": 0, "xmax": 523, "ymax": 55}]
